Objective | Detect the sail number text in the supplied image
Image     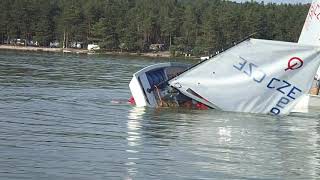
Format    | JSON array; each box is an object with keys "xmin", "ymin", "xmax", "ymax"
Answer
[{"xmin": 233, "ymin": 58, "xmax": 302, "ymax": 115}]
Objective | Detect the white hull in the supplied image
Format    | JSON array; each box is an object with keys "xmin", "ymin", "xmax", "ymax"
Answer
[{"xmin": 129, "ymin": 63, "xmax": 188, "ymax": 107}]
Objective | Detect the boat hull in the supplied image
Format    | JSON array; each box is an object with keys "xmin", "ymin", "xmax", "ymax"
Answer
[{"xmin": 129, "ymin": 63, "xmax": 188, "ymax": 107}]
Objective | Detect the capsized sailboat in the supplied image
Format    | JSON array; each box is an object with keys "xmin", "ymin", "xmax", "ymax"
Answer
[{"xmin": 129, "ymin": 0, "xmax": 320, "ymax": 115}]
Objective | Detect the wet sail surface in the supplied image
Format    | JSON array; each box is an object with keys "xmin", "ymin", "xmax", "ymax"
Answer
[{"xmin": 169, "ymin": 39, "xmax": 320, "ymax": 115}]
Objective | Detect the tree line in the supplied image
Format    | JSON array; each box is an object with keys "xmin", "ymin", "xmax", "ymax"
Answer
[{"xmin": 0, "ymin": 0, "xmax": 310, "ymax": 56}]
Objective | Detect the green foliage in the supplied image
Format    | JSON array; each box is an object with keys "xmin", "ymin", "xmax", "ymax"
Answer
[{"xmin": 0, "ymin": 0, "xmax": 310, "ymax": 55}]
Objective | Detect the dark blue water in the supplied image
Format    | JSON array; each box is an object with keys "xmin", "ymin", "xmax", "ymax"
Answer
[{"xmin": 0, "ymin": 50, "xmax": 319, "ymax": 180}]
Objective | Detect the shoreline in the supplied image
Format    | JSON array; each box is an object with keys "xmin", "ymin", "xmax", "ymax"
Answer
[{"xmin": 0, "ymin": 45, "xmax": 177, "ymax": 59}]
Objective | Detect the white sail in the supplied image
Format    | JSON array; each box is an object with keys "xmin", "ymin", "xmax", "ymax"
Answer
[
  {"xmin": 298, "ymin": 0, "xmax": 320, "ymax": 77},
  {"xmin": 169, "ymin": 39, "xmax": 320, "ymax": 115},
  {"xmin": 298, "ymin": 0, "xmax": 320, "ymax": 46}
]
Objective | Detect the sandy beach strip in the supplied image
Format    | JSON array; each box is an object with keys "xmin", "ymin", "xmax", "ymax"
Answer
[
  {"xmin": 0, "ymin": 45, "xmax": 88, "ymax": 54},
  {"xmin": 0, "ymin": 45, "xmax": 174, "ymax": 58}
]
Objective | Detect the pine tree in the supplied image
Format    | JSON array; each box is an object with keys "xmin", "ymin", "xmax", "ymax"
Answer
[{"xmin": 0, "ymin": 0, "xmax": 311, "ymax": 54}]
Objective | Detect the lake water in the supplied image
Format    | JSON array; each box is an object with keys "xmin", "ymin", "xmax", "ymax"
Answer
[{"xmin": 0, "ymin": 50, "xmax": 320, "ymax": 180}]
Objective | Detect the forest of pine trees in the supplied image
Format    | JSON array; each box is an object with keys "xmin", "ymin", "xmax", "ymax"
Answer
[{"xmin": 0, "ymin": 0, "xmax": 310, "ymax": 56}]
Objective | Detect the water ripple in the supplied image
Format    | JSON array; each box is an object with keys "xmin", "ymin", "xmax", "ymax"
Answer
[{"xmin": 0, "ymin": 51, "xmax": 319, "ymax": 179}]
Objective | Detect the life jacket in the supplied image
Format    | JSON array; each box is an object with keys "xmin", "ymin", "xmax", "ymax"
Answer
[
  {"xmin": 128, "ymin": 96, "xmax": 136, "ymax": 105},
  {"xmin": 195, "ymin": 102, "xmax": 209, "ymax": 110}
]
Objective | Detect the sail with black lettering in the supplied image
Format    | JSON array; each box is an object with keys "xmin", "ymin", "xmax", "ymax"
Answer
[{"xmin": 169, "ymin": 39, "xmax": 320, "ymax": 115}]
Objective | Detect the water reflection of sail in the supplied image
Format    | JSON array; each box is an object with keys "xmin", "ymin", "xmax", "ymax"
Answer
[
  {"xmin": 182, "ymin": 112, "xmax": 320, "ymax": 179},
  {"xmin": 125, "ymin": 107, "xmax": 145, "ymax": 178},
  {"xmin": 279, "ymin": 116, "xmax": 320, "ymax": 179}
]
